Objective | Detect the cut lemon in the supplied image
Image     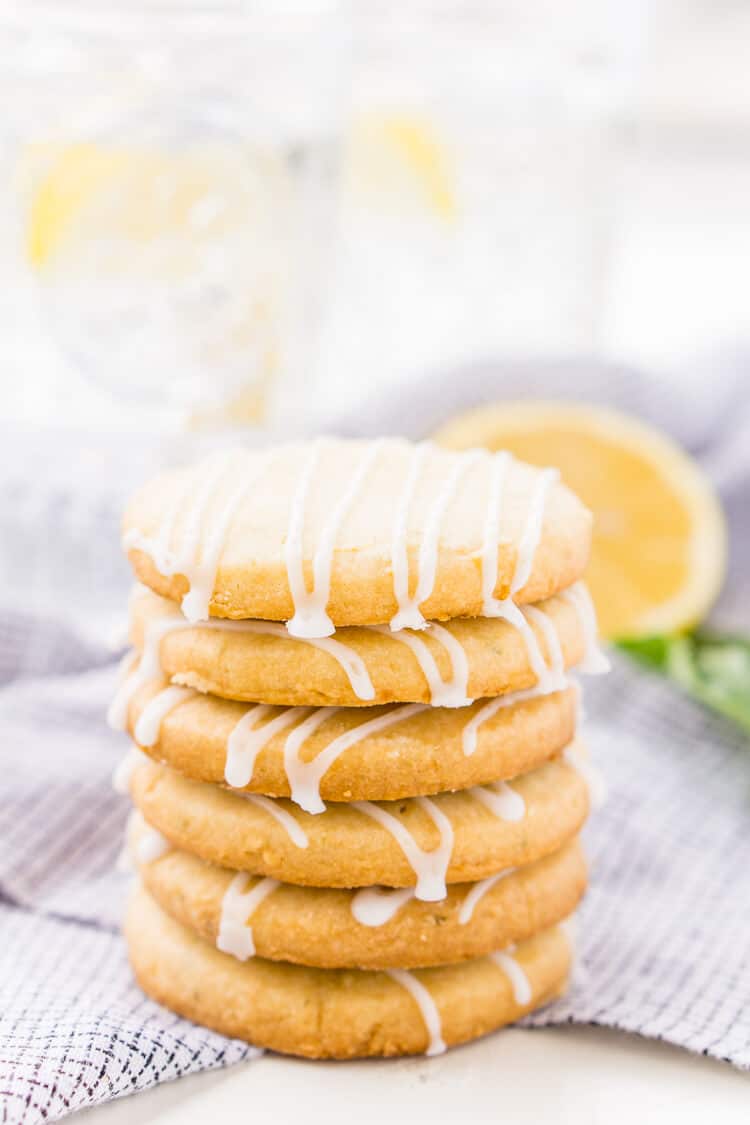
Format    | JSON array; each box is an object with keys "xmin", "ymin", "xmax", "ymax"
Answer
[
  {"xmin": 24, "ymin": 141, "xmax": 281, "ymax": 272},
  {"xmin": 432, "ymin": 401, "xmax": 727, "ymax": 639},
  {"xmin": 346, "ymin": 112, "xmax": 457, "ymax": 222}
]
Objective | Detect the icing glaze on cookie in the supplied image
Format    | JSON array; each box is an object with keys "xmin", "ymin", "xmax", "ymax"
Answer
[
  {"xmin": 461, "ymin": 679, "xmax": 568, "ymax": 758},
  {"xmin": 458, "ymin": 868, "xmax": 515, "ymax": 925},
  {"xmin": 512, "ymin": 468, "xmax": 559, "ymax": 595},
  {"xmin": 351, "ymin": 867, "xmax": 520, "ymax": 930},
  {"xmin": 523, "ymin": 603, "xmax": 566, "ymax": 687},
  {"xmin": 112, "ymin": 747, "xmax": 149, "ymax": 795},
  {"xmin": 385, "ymin": 968, "xmax": 446, "ymax": 1056},
  {"xmin": 286, "ymin": 440, "xmax": 384, "ymax": 639},
  {"xmin": 390, "ymin": 448, "xmax": 482, "ymax": 632},
  {"xmin": 205, "ymin": 620, "xmax": 376, "ymax": 701},
  {"xmin": 225, "ymin": 705, "xmax": 304, "ymax": 788},
  {"xmin": 239, "ymin": 793, "xmax": 309, "ymax": 848},
  {"xmin": 109, "ymin": 602, "xmax": 377, "ymax": 730},
  {"xmin": 133, "ymin": 685, "xmax": 194, "ymax": 747},
  {"xmin": 490, "ymin": 947, "xmax": 532, "ymax": 1005},
  {"xmin": 559, "ymin": 581, "xmax": 610, "ymax": 674},
  {"xmin": 470, "ymin": 780, "xmax": 525, "ymax": 822},
  {"xmin": 389, "ymin": 442, "xmax": 431, "ymax": 631},
  {"xmin": 282, "ymin": 703, "xmax": 427, "ymax": 815},
  {"xmin": 217, "ymin": 872, "xmax": 280, "ymax": 961},
  {"xmin": 124, "ymin": 451, "xmax": 270, "ymax": 624},
  {"xmin": 350, "ymin": 886, "xmax": 416, "ymax": 927},
  {"xmin": 480, "ymin": 450, "xmax": 513, "ymax": 611},
  {"xmin": 370, "ymin": 623, "xmax": 472, "ymax": 708},
  {"xmin": 135, "ymin": 823, "xmax": 171, "ymax": 864},
  {"xmin": 352, "ymin": 796, "xmax": 454, "ymax": 902},
  {"xmin": 479, "ymin": 459, "xmax": 564, "ymax": 690},
  {"xmin": 107, "ymin": 612, "xmax": 193, "ymax": 730}
]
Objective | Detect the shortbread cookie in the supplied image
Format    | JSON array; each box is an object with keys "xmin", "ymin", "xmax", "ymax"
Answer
[
  {"xmin": 125, "ymin": 676, "xmax": 577, "ymax": 805},
  {"xmin": 133, "ymin": 821, "xmax": 586, "ymax": 969},
  {"xmin": 127, "ymin": 885, "xmax": 572, "ymax": 1058},
  {"xmin": 129, "ymin": 755, "xmax": 589, "ymax": 894},
  {"xmin": 121, "ymin": 588, "xmax": 587, "ymax": 709},
  {"xmin": 123, "ymin": 439, "xmax": 591, "ymax": 630}
]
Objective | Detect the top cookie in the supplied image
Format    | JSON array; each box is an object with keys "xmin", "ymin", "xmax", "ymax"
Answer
[{"xmin": 123, "ymin": 437, "xmax": 591, "ymax": 633}]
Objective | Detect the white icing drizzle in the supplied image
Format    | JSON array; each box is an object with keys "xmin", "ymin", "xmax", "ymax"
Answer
[
  {"xmin": 479, "ymin": 458, "xmax": 562, "ymax": 689},
  {"xmin": 122, "ymin": 480, "xmax": 191, "ymax": 575},
  {"xmin": 352, "ymin": 796, "xmax": 454, "ymax": 902},
  {"xmin": 510, "ymin": 467, "xmax": 559, "ymax": 595},
  {"xmin": 133, "ymin": 685, "xmax": 193, "ymax": 747},
  {"xmin": 391, "ymin": 450, "xmax": 482, "ymax": 631},
  {"xmin": 564, "ymin": 744, "xmax": 607, "ymax": 808},
  {"xmin": 389, "ymin": 442, "xmax": 431, "ymax": 631},
  {"xmin": 559, "ymin": 582, "xmax": 610, "ymax": 674},
  {"xmin": 458, "ymin": 868, "xmax": 515, "ymax": 924},
  {"xmin": 371, "ymin": 624, "xmax": 472, "ymax": 708},
  {"xmin": 351, "ymin": 886, "xmax": 416, "ymax": 927},
  {"xmin": 111, "ymin": 748, "xmax": 148, "ymax": 795},
  {"xmin": 284, "ymin": 441, "xmax": 323, "ymax": 634},
  {"xmin": 480, "ymin": 450, "xmax": 513, "ymax": 611},
  {"xmin": 491, "ymin": 947, "xmax": 532, "ymax": 1006},
  {"xmin": 461, "ymin": 678, "xmax": 570, "ymax": 757},
  {"xmin": 201, "ymin": 618, "xmax": 376, "ymax": 702},
  {"xmin": 286, "ymin": 440, "xmax": 383, "ymax": 639},
  {"xmin": 424, "ymin": 623, "xmax": 473, "ymax": 706},
  {"xmin": 471, "ymin": 780, "xmax": 525, "ymax": 822},
  {"xmin": 283, "ymin": 703, "xmax": 427, "ymax": 815},
  {"xmin": 351, "ymin": 867, "xmax": 521, "ymax": 929},
  {"xmin": 110, "ymin": 612, "xmax": 376, "ymax": 734},
  {"xmin": 135, "ymin": 825, "xmax": 171, "ymax": 864},
  {"xmin": 123, "ymin": 452, "xmax": 269, "ymax": 625},
  {"xmin": 281, "ymin": 706, "xmax": 337, "ymax": 810},
  {"xmin": 386, "ymin": 968, "xmax": 446, "ymax": 1056},
  {"xmin": 239, "ymin": 793, "xmax": 309, "ymax": 848},
  {"xmin": 180, "ymin": 464, "xmax": 267, "ymax": 623},
  {"xmin": 491, "ymin": 597, "xmax": 553, "ymax": 690},
  {"xmin": 106, "ymin": 612, "xmax": 190, "ymax": 730},
  {"xmin": 522, "ymin": 604, "xmax": 567, "ymax": 691},
  {"xmin": 225, "ymin": 705, "xmax": 306, "ymax": 788},
  {"xmin": 217, "ymin": 872, "xmax": 280, "ymax": 961}
]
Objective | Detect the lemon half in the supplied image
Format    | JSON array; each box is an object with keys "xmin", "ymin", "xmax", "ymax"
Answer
[{"xmin": 433, "ymin": 401, "xmax": 727, "ymax": 639}]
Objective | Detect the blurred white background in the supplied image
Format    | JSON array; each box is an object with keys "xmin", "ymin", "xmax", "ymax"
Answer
[{"xmin": 1, "ymin": 0, "xmax": 749, "ymax": 432}]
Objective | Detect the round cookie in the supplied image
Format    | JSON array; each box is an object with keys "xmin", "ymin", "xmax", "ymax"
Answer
[
  {"xmin": 134, "ymin": 824, "xmax": 586, "ymax": 969},
  {"xmin": 126, "ymin": 676, "xmax": 577, "ymax": 803},
  {"xmin": 123, "ymin": 438, "xmax": 591, "ymax": 628},
  {"xmin": 127, "ymin": 885, "xmax": 572, "ymax": 1058},
  {"xmin": 129, "ymin": 755, "xmax": 589, "ymax": 891},
  {"xmin": 126, "ymin": 589, "xmax": 586, "ymax": 707}
]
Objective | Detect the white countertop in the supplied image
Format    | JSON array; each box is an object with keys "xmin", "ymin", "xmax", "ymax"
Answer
[{"xmin": 79, "ymin": 1025, "xmax": 749, "ymax": 1125}]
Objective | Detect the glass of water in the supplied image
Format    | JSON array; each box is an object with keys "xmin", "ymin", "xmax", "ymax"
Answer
[{"xmin": 0, "ymin": 0, "xmax": 349, "ymax": 431}]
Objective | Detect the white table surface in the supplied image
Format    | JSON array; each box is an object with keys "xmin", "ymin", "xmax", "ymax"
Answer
[{"xmin": 79, "ymin": 1025, "xmax": 749, "ymax": 1125}]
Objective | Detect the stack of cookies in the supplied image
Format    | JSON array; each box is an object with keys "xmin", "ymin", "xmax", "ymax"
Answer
[{"xmin": 110, "ymin": 437, "xmax": 608, "ymax": 1058}]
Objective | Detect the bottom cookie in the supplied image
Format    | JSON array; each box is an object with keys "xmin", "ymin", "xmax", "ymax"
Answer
[{"xmin": 127, "ymin": 884, "xmax": 572, "ymax": 1059}]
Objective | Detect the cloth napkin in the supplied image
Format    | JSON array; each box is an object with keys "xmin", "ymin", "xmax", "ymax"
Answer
[{"xmin": 1, "ymin": 358, "xmax": 749, "ymax": 1124}]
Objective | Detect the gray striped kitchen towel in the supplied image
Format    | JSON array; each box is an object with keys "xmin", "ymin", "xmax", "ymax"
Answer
[{"xmin": 1, "ymin": 357, "xmax": 749, "ymax": 1123}]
